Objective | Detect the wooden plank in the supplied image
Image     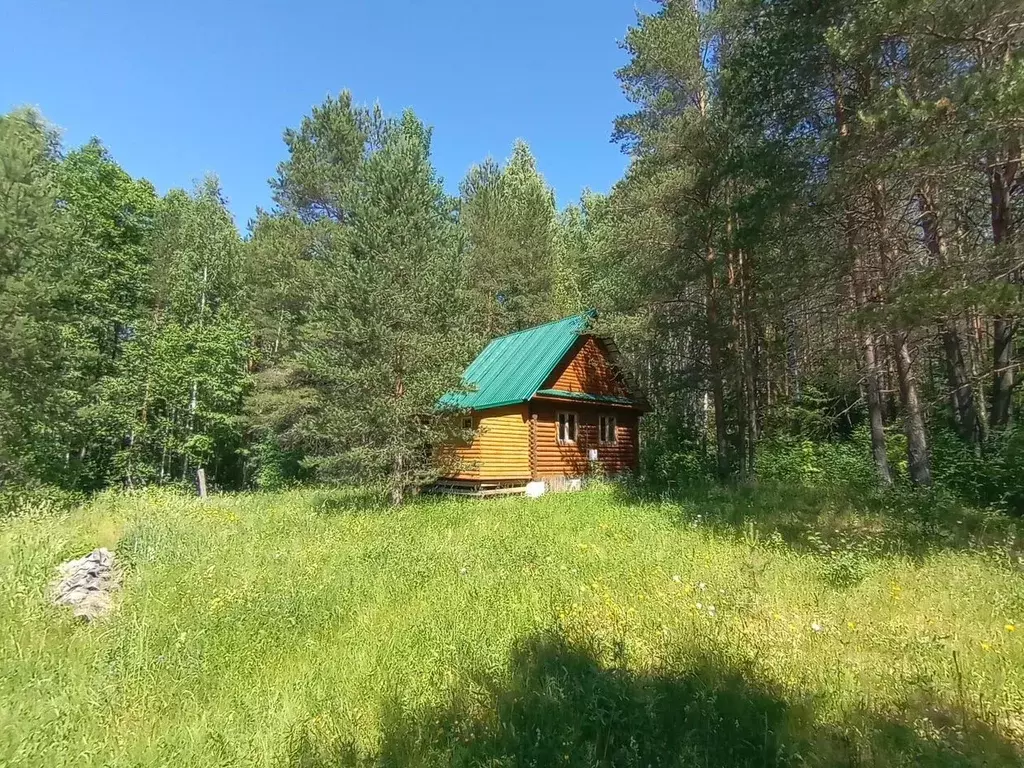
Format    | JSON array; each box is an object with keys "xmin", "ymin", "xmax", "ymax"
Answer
[
  {"xmin": 437, "ymin": 404, "xmax": 531, "ymax": 480},
  {"xmin": 424, "ymin": 484, "xmax": 528, "ymax": 498},
  {"xmin": 543, "ymin": 337, "xmax": 630, "ymax": 397}
]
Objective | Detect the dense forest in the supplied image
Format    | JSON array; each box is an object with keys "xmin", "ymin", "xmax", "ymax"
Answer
[{"xmin": 1, "ymin": 0, "xmax": 1021, "ymax": 508}]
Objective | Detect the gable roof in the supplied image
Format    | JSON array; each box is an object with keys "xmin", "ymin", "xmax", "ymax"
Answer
[{"xmin": 440, "ymin": 311, "xmax": 597, "ymax": 411}]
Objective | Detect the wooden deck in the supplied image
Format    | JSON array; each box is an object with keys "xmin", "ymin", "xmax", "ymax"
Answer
[{"xmin": 424, "ymin": 479, "xmax": 529, "ymax": 498}]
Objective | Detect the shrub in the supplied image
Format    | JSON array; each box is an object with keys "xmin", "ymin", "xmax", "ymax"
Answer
[
  {"xmin": 0, "ymin": 484, "xmax": 86, "ymax": 519},
  {"xmin": 932, "ymin": 425, "xmax": 1024, "ymax": 516},
  {"xmin": 757, "ymin": 430, "xmax": 876, "ymax": 490}
]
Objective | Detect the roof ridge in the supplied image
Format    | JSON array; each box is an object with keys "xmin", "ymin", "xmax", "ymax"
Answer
[
  {"xmin": 438, "ymin": 309, "xmax": 599, "ymax": 411},
  {"xmin": 485, "ymin": 310, "xmax": 596, "ymax": 342}
]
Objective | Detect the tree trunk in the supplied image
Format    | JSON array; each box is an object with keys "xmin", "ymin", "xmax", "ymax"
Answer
[
  {"xmin": 892, "ymin": 331, "xmax": 932, "ymax": 486},
  {"xmin": 988, "ymin": 145, "xmax": 1019, "ymax": 430},
  {"xmin": 837, "ymin": 89, "xmax": 890, "ymax": 486},
  {"xmin": 862, "ymin": 326, "xmax": 894, "ymax": 486},
  {"xmin": 969, "ymin": 310, "xmax": 990, "ymax": 437},
  {"xmin": 916, "ymin": 184, "xmax": 981, "ymax": 443},
  {"xmin": 390, "ymin": 371, "xmax": 406, "ymax": 505},
  {"xmin": 786, "ymin": 312, "xmax": 801, "ymax": 404},
  {"xmin": 741, "ymin": 247, "xmax": 758, "ymax": 477},
  {"xmin": 941, "ymin": 327, "xmax": 982, "ymax": 444},
  {"xmin": 705, "ymin": 255, "xmax": 729, "ymax": 480},
  {"xmin": 991, "ymin": 316, "xmax": 1015, "ymax": 429},
  {"xmin": 852, "ymin": 265, "xmax": 893, "ymax": 486},
  {"xmin": 390, "ymin": 453, "xmax": 404, "ymax": 506}
]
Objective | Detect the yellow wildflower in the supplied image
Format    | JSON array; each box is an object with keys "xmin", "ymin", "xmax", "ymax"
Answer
[{"xmin": 1006, "ymin": 624, "xmax": 1016, "ymax": 632}]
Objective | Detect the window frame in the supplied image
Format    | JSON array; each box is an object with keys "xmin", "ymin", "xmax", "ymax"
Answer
[
  {"xmin": 556, "ymin": 411, "xmax": 578, "ymax": 445},
  {"xmin": 461, "ymin": 415, "xmax": 474, "ymax": 431},
  {"xmin": 598, "ymin": 413, "xmax": 617, "ymax": 445}
]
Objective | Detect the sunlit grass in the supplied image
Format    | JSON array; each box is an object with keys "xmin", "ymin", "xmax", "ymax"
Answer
[{"xmin": 1, "ymin": 484, "xmax": 1022, "ymax": 766}]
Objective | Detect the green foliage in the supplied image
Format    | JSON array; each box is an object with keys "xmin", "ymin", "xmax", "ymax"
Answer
[
  {"xmin": 460, "ymin": 141, "xmax": 558, "ymax": 336},
  {"xmin": 0, "ymin": 109, "xmax": 73, "ymax": 487},
  {"xmin": 297, "ymin": 108, "xmax": 477, "ymax": 503},
  {"xmin": 96, "ymin": 179, "xmax": 248, "ymax": 490},
  {"xmin": 249, "ymin": 434, "xmax": 306, "ymax": 491},
  {"xmin": 270, "ymin": 90, "xmax": 387, "ymax": 223},
  {"xmin": 757, "ymin": 431, "xmax": 878, "ymax": 490},
  {"xmin": 54, "ymin": 140, "xmax": 158, "ymax": 363},
  {"xmin": 635, "ymin": 411, "xmax": 718, "ymax": 486},
  {"xmin": 932, "ymin": 426, "xmax": 1024, "ymax": 516},
  {"xmin": 50, "ymin": 140, "xmax": 161, "ymax": 488},
  {"xmin": 553, "ymin": 191, "xmax": 608, "ymax": 316},
  {"xmin": 0, "ymin": 484, "xmax": 85, "ymax": 520}
]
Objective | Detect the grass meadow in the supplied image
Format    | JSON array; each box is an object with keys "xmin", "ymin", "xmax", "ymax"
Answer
[{"xmin": 2, "ymin": 483, "xmax": 1023, "ymax": 766}]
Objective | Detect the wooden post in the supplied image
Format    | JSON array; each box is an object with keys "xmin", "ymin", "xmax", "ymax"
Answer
[{"xmin": 197, "ymin": 468, "xmax": 208, "ymax": 499}]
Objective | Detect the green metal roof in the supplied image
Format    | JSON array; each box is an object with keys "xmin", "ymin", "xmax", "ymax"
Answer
[
  {"xmin": 440, "ymin": 311, "xmax": 596, "ymax": 410},
  {"xmin": 534, "ymin": 389, "xmax": 637, "ymax": 406}
]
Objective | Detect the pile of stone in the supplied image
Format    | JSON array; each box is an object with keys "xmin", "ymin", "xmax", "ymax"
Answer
[{"xmin": 51, "ymin": 548, "xmax": 120, "ymax": 621}]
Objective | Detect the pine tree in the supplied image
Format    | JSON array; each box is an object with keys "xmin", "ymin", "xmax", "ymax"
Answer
[
  {"xmin": 0, "ymin": 109, "xmax": 67, "ymax": 486},
  {"xmin": 553, "ymin": 192, "xmax": 608, "ymax": 316},
  {"xmin": 239, "ymin": 211, "xmax": 319, "ymax": 489},
  {"xmin": 461, "ymin": 140, "xmax": 558, "ymax": 336},
  {"xmin": 300, "ymin": 111, "xmax": 476, "ymax": 504}
]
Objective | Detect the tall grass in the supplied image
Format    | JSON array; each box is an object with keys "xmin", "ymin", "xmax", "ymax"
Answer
[{"xmin": 1, "ymin": 485, "xmax": 1022, "ymax": 766}]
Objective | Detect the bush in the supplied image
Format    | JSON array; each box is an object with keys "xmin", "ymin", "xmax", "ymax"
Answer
[
  {"xmin": 757, "ymin": 429, "xmax": 877, "ymax": 490},
  {"xmin": 636, "ymin": 415, "xmax": 717, "ymax": 488},
  {"xmin": 0, "ymin": 484, "xmax": 86, "ymax": 519},
  {"xmin": 249, "ymin": 435, "xmax": 308, "ymax": 491},
  {"xmin": 931, "ymin": 425, "xmax": 1024, "ymax": 515}
]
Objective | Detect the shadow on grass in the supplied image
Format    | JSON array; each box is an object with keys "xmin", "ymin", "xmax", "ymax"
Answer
[
  {"xmin": 614, "ymin": 478, "xmax": 1024, "ymax": 562},
  {"xmin": 308, "ymin": 488, "xmax": 390, "ymax": 517},
  {"xmin": 285, "ymin": 630, "xmax": 1020, "ymax": 767},
  {"xmin": 308, "ymin": 487, "xmax": 477, "ymax": 518}
]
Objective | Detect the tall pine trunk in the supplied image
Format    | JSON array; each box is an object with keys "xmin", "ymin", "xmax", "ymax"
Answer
[
  {"xmin": 861, "ymin": 329, "xmax": 894, "ymax": 486},
  {"xmin": 390, "ymin": 453, "xmax": 404, "ymax": 506},
  {"xmin": 705, "ymin": 252, "xmax": 729, "ymax": 480},
  {"xmin": 852, "ymin": 258, "xmax": 893, "ymax": 486},
  {"xmin": 740, "ymin": 246, "xmax": 758, "ymax": 477},
  {"xmin": 916, "ymin": 183, "xmax": 981, "ymax": 443},
  {"xmin": 872, "ymin": 177, "xmax": 931, "ymax": 485},
  {"xmin": 892, "ymin": 331, "xmax": 932, "ymax": 486},
  {"xmin": 987, "ymin": 145, "xmax": 1019, "ymax": 430},
  {"xmin": 836, "ymin": 84, "xmax": 890, "ymax": 486},
  {"xmin": 941, "ymin": 327, "xmax": 982, "ymax": 444},
  {"xmin": 390, "ymin": 372, "xmax": 406, "ymax": 505}
]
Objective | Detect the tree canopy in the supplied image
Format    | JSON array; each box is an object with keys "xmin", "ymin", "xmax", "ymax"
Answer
[{"xmin": 1, "ymin": 0, "xmax": 1022, "ymax": 506}]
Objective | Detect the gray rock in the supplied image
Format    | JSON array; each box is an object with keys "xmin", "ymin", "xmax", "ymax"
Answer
[{"xmin": 51, "ymin": 548, "xmax": 120, "ymax": 621}]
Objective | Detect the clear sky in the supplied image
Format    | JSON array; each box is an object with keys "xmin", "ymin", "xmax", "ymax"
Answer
[{"xmin": 2, "ymin": 0, "xmax": 655, "ymax": 228}]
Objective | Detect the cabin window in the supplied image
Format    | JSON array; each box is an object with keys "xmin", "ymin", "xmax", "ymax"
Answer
[
  {"xmin": 461, "ymin": 415, "xmax": 473, "ymax": 431},
  {"xmin": 557, "ymin": 412, "xmax": 578, "ymax": 444},
  {"xmin": 599, "ymin": 414, "xmax": 617, "ymax": 444}
]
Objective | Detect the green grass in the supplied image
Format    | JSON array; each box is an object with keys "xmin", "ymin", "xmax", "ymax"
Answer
[{"xmin": 2, "ymin": 483, "xmax": 1023, "ymax": 766}]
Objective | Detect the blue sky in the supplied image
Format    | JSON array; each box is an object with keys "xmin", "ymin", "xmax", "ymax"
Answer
[{"xmin": 2, "ymin": 0, "xmax": 654, "ymax": 228}]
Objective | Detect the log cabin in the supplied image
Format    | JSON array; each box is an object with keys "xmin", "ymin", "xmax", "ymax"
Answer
[{"xmin": 437, "ymin": 311, "xmax": 645, "ymax": 492}]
